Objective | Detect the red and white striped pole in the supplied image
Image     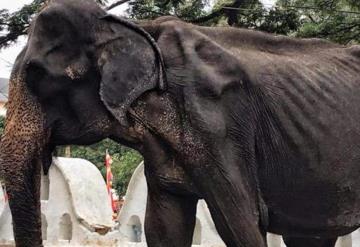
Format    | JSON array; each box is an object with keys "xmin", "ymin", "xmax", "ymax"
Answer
[{"xmin": 105, "ymin": 149, "xmax": 116, "ymax": 213}]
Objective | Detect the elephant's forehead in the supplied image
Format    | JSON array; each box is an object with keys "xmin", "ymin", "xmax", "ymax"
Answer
[{"xmin": 29, "ymin": 0, "xmax": 104, "ymax": 39}]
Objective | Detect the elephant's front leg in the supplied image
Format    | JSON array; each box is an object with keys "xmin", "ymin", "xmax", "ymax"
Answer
[
  {"xmin": 1, "ymin": 147, "xmax": 43, "ymax": 247},
  {"xmin": 187, "ymin": 155, "xmax": 266, "ymax": 247},
  {"xmin": 144, "ymin": 184, "xmax": 198, "ymax": 247},
  {"xmin": 141, "ymin": 132, "xmax": 199, "ymax": 247}
]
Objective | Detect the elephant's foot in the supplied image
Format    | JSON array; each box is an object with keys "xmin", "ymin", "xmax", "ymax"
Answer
[
  {"xmin": 282, "ymin": 236, "xmax": 337, "ymax": 247},
  {"xmin": 4, "ymin": 158, "xmax": 43, "ymax": 247}
]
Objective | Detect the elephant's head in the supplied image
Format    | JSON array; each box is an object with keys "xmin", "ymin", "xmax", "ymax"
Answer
[
  {"xmin": 0, "ymin": 0, "xmax": 166, "ymax": 245},
  {"xmin": 24, "ymin": 0, "xmax": 166, "ymax": 127}
]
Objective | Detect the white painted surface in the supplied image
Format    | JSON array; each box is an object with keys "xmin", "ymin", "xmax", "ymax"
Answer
[
  {"xmin": 0, "ymin": 186, "xmax": 4, "ymax": 215},
  {"xmin": 117, "ymin": 164, "xmax": 148, "ymax": 243},
  {"xmin": 0, "ymin": 203, "xmax": 13, "ymax": 242},
  {"xmin": 54, "ymin": 157, "xmax": 114, "ymax": 231}
]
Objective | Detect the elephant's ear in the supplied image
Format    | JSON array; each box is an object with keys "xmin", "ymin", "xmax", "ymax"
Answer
[{"xmin": 98, "ymin": 15, "xmax": 166, "ymax": 125}]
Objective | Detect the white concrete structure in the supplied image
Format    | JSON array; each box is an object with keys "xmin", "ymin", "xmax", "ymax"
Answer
[
  {"xmin": 0, "ymin": 157, "xmax": 121, "ymax": 246},
  {"xmin": 0, "ymin": 159, "xmax": 359, "ymax": 246}
]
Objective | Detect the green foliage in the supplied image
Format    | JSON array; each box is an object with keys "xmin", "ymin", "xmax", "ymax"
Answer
[
  {"xmin": 57, "ymin": 139, "xmax": 143, "ymax": 197},
  {"xmin": 0, "ymin": 0, "xmax": 46, "ymax": 48},
  {"xmin": 112, "ymin": 149, "xmax": 143, "ymax": 196},
  {"xmin": 129, "ymin": 0, "xmax": 209, "ymax": 20},
  {"xmin": 205, "ymin": 0, "xmax": 360, "ymax": 43},
  {"xmin": 209, "ymin": 0, "xmax": 265, "ymax": 27},
  {"xmin": 59, "ymin": 139, "xmax": 126, "ymax": 169},
  {"xmin": 2, "ymin": 0, "xmax": 360, "ymax": 47},
  {"xmin": 274, "ymin": 0, "xmax": 360, "ymax": 44},
  {"xmin": 259, "ymin": 7, "xmax": 301, "ymax": 35},
  {"xmin": 0, "ymin": 115, "xmax": 4, "ymax": 136}
]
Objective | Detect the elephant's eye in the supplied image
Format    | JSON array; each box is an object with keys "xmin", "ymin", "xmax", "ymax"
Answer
[{"xmin": 45, "ymin": 43, "xmax": 64, "ymax": 56}]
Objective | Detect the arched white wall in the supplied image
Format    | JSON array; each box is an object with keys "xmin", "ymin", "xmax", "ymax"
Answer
[
  {"xmin": 40, "ymin": 174, "xmax": 50, "ymax": 201},
  {"xmin": 126, "ymin": 215, "xmax": 142, "ymax": 242},
  {"xmin": 192, "ymin": 218, "xmax": 202, "ymax": 245},
  {"xmin": 118, "ymin": 163, "xmax": 147, "ymax": 243},
  {"xmin": 59, "ymin": 213, "xmax": 72, "ymax": 241},
  {"xmin": 41, "ymin": 213, "xmax": 47, "ymax": 240}
]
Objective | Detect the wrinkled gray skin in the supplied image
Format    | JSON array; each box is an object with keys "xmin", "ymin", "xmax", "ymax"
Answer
[{"xmin": 0, "ymin": 0, "xmax": 359, "ymax": 246}]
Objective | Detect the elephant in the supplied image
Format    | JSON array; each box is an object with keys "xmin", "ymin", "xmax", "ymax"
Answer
[{"xmin": 0, "ymin": 0, "xmax": 359, "ymax": 246}]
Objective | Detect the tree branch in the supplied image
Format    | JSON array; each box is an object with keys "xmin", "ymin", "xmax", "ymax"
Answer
[
  {"xmin": 106, "ymin": 0, "xmax": 131, "ymax": 11},
  {"xmin": 189, "ymin": 0, "xmax": 245, "ymax": 25},
  {"xmin": 306, "ymin": 14, "xmax": 315, "ymax": 23},
  {"xmin": 190, "ymin": 8, "xmax": 225, "ymax": 23}
]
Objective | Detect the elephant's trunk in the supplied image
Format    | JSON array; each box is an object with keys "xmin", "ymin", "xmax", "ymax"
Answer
[{"xmin": 0, "ymin": 72, "xmax": 48, "ymax": 247}]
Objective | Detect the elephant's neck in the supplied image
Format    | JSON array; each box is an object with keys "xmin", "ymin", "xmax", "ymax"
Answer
[{"xmin": 129, "ymin": 91, "xmax": 183, "ymax": 152}]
